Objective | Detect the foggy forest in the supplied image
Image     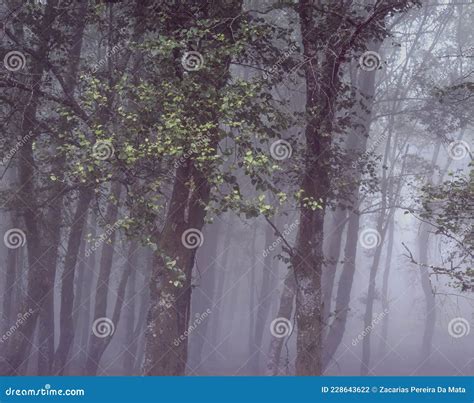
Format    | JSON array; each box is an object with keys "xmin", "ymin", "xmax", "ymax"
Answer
[{"xmin": 0, "ymin": 0, "xmax": 472, "ymax": 377}]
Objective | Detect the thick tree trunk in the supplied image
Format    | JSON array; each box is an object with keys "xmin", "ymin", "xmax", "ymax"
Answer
[
  {"xmin": 142, "ymin": 0, "xmax": 242, "ymax": 374},
  {"xmin": 142, "ymin": 162, "xmax": 211, "ymax": 375},
  {"xmin": 0, "ymin": 3, "xmax": 59, "ymax": 375},
  {"xmin": 292, "ymin": 0, "xmax": 340, "ymax": 376}
]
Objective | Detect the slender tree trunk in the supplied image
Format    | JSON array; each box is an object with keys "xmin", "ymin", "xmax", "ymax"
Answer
[
  {"xmin": 360, "ymin": 213, "xmax": 387, "ymax": 375},
  {"xmin": 79, "ymin": 213, "xmax": 97, "ymax": 365},
  {"xmin": 246, "ymin": 228, "xmax": 258, "ymax": 372},
  {"xmin": 251, "ymin": 224, "xmax": 277, "ymax": 372},
  {"xmin": 360, "ymin": 143, "xmax": 409, "ymax": 375},
  {"xmin": 36, "ymin": 180, "xmax": 63, "ymax": 375},
  {"xmin": 418, "ymin": 224, "xmax": 436, "ymax": 368},
  {"xmin": 266, "ymin": 271, "xmax": 295, "ymax": 375},
  {"xmin": 190, "ymin": 223, "xmax": 220, "ymax": 369},
  {"xmin": 210, "ymin": 222, "xmax": 232, "ymax": 347},
  {"xmin": 322, "ymin": 209, "xmax": 348, "ymax": 326},
  {"xmin": 91, "ymin": 240, "xmax": 137, "ymax": 373},
  {"xmin": 54, "ymin": 188, "xmax": 93, "ymax": 374},
  {"xmin": 322, "ymin": 42, "xmax": 381, "ymax": 370},
  {"xmin": 378, "ymin": 217, "xmax": 395, "ymax": 355},
  {"xmin": 417, "ymin": 142, "xmax": 442, "ymax": 368},
  {"xmin": 130, "ymin": 251, "xmax": 153, "ymax": 374},
  {"xmin": 122, "ymin": 246, "xmax": 139, "ymax": 374},
  {"xmin": 85, "ymin": 182, "xmax": 122, "ymax": 375},
  {"xmin": 2, "ymin": 210, "xmax": 20, "ymax": 333}
]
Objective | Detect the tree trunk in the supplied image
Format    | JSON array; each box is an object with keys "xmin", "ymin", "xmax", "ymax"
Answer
[
  {"xmin": 0, "ymin": 3, "xmax": 60, "ymax": 375},
  {"xmin": 78, "ymin": 213, "xmax": 97, "ymax": 367},
  {"xmin": 322, "ymin": 42, "xmax": 381, "ymax": 370},
  {"xmin": 322, "ymin": 209, "xmax": 348, "ymax": 327},
  {"xmin": 292, "ymin": 0, "xmax": 341, "ymax": 376},
  {"xmin": 84, "ymin": 182, "xmax": 122, "ymax": 375},
  {"xmin": 142, "ymin": 0, "xmax": 242, "ymax": 374},
  {"xmin": 251, "ymin": 224, "xmax": 277, "ymax": 372},
  {"xmin": 360, "ymin": 142, "xmax": 409, "ymax": 375},
  {"xmin": 266, "ymin": 271, "xmax": 295, "ymax": 375},
  {"xmin": 2, "ymin": 209, "xmax": 20, "ymax": 334},
  {"xmin": 417, "ymin": 142, "xmax": 442, "ymax": 368},
  {"xmin": 189, "ymin": 223, "xmax": 220, "ymax": 370},
  {"xmin": 122, "ymin": 245, "xmax": 139, "ymax": 374},
  {"xmin": 378, "ymin": 217, "xmax": 395, "ymax": 355},
  {"xmin": 54, "ymin": 188, "xmax": 93, "ymax": 374},
  {"xmin": 142, "ymin": 163, "xmax": 210, "ymax": 375}
]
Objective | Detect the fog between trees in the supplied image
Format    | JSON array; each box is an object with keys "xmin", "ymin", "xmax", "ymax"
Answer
[{"xmin": 0, "ymin": 0, "xmax": 472, "ymax": 376}]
